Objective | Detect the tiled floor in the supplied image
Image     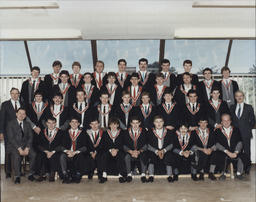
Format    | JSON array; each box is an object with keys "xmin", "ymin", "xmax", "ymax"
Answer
[{"xmin": 1, "ymin": 166, "xmax": 255, "ymax": 202}]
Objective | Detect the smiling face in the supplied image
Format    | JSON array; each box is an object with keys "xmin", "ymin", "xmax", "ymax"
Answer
[
  {"xmin": 179, "ymin": 125, "xmax": 188, "ymax": 135},
  {"xmin": 211, "ymin": 90, "xmax": 220, "ymax": 100},
  {"xmin": 163, "ymin": 93, "xmax": 173, "ymax": 103},
  {"xmin": 139, "ymin": 61, "xmax": 148, "ymax": 71},
  {"xmin": 183, "ymin": 74, "xmax": 192, "ymax": 85},
  {"xmin": 154, "ymin": 118, "xmax": 164, "ymax": 129},
  {"xmin": 130, "ymin": 77, "xmax": 139, "ymax": 86},
  {"xmin": 60, "ymin": 74, "xmax": 69, "ymax": 83},
  {"xmin": 53, "ymin": 96, "xmax": 62, "ymax": 105},
  {"xmin": 156, "ymin": 76, "xmax": 164, "ymax": 86},
  {"xmin": 203, "ymin": 70, "xmax": 212, "ymax": 80},
  {"xmin": 161, "ymin": 62, "xmax": 170, "ymax": 72},
  {"xmin": 107, "ymin": 76, "xmax": 116, "ymax": 85},
  {"xmin": 34, "ymin": 94, "xmax": 43, "ymax": 103},
  {"xmin": 70, "ymin": 119, "xmax": 80, "ymax": 130},
  {"xmin": 188, "ymin": 93, "xmax": 197, "ymax": 104},
  {"xmin": 141, "ymin": 95, "xmax": 150, "ymax": 104},
  {"xmin": 95, "ymin": 62, "xmax": 104, "ymax": 73},
  {"xmin": 76, "ymin": 91, "xmax": 85, "ymax": 102},
  {"xmin": 221, "ymin": 114, "xmax": 231, "ymax": 128},
  {"xmin": 31, "ymin": 69, "xmax": 40, "ymax": 79},
  {"xmin": 100, "ymin": 94, "xmax": 109, "ymax": 105},
  {"xmin": 90, "ymin": 120, "xmax": 100, "ymax": 131},
  {"xmin": 130, "ymin": 120, "xmax": 141, "ymax": 131},
  {"xmin": 16, "ymin": 109, "xmax": 26, "ymax": 121},
  {"xmin": 72, "ymin": 65, "xmax": 81, "ymax": 74},
  {"xmin": 83, "ymin": 74, "xmax": 92, "ymax": 84},
  {"xmin": 122, "ymin": 94, "xmax": 131, "ymax": 104},
  {"xmin": 53, "ymin": 65, "xmax": 61, "ymax": 74},
  {"xmin": 222, "ymin": 70, "xmax": 230, "ymax": 79},
  {"xmin": 109, "ymin": 122, "xmax": 119, "ymax": 131},
  {"xmin": 198, "ymin": 120, "xmax": 208, "ymax": 130},
  {"xmin": 235, "ymin": 91, "xmax": 244, "ymax": 103}
]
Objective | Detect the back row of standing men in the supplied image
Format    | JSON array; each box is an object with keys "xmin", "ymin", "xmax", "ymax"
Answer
[{"xmin": 0, "ymin": 58, "xmax": 255, "ymax": 184}]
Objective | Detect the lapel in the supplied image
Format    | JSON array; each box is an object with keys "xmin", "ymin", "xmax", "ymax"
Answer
[{"xmin": 7, "ymin": 100, "xmax": 16, "ymax": 112}]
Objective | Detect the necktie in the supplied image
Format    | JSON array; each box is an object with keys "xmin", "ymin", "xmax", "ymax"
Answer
[
  {"xmin": 103, "ymin": 106, "xmax": 106, "ymax": 128},
  {"xmin": 237, "ymin": 104, "xmax": 241, "ymax": 119},
  {"xmin": 20, "ymin": 122, "xmax": 24, "ymax": 138},
  {"xmin": 62, "ymin": 83, "xmax": 65, "ymax": 90},
  {"xmin": 94, "ymin": 132, "xmax": 98, "ymax": 144},
  {"xmin": 72, "ymin": 131, "xmax": 76, "ymax": 150},
  {"xmin": 202, "ymin": 131, "xmax": 205, "ymax": 141},
  {"xmin": 142, "ymin": 72, "xmax": 145, "ymax": 82},
  {"xmin": 49, "ymin": 131, "xmax": 52, "ymax": 138},
  {"xmin": 14, "ymin": 101, "xmax": 18, "ymax": 111},
  {"xmin": 121, "ymin": 73, "xmax": 123, "ymax": 81},
  {"xmin": 133, "ymin": 87, "xmax": 136, "ymax": 98},
  {"xmin": 98, "ymin": 73, "xmax": 102, "ymax": 88},
  {"xmin": 110, "ymin": 85, "xmax": 113, "ymax": 92},
  {"xmin": 79, "ymin": 103, "xmax": 83, "ymax": 111},
  {"xmin": 134, "ymin": 131, "xmax": 137, "ymax": 149},
  {"xmin": 192, "ymin": 104, "xmax": 195, "ymax": 112},
  {"xmin": 145, "ymin": 106, "xmax": 148, "ymax": 115},
  {"xmin": 37, "ymin": 104, "xmax": 40, "ymax": 112},
  {"xmin": 32, "ymin": 80, "xmax": 36, "ymax": 92},
  {"xmin": 182, "ymin": 136, "xmax": 185, "ymax": 146},
  {"xmin": 74, "ymin": 75, "xmax": 77, "ymax": 85},
  {"xmin": 167, "ymin": 104, "xmax": 170, "ymax": 110},
  {"xmin": 164, "ymin": 72, "xmax": 167, "ymax": 79}
]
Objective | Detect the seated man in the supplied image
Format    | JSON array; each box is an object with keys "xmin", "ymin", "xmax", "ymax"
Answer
[
  {"xmin": 123, "ymin": 116, "xmax": 148, "ymax": 183},
  {"xmin": 85, "ymin": 118, "xmax": 107, "ymax": 183},
  {"xmin": 103, "ymin": 117, "xmax": 127, "ymax": 183},
  {"xmin": 60, "ymin": 117, "xmax": 89, "ymax": 184},
  {"xmin": 147, "ymin": 115, "xmax": 175, "ymax": 183},
  {"xmin": 126, "ymin": 72, "xmax": 143, "ymax": 107},
  {"xmin": 172, "ymin": 123, "xmax": 197, "ymax": 181},
  {"xmin": 35, "ymin": 117, "xmax": 63, "ymax": 182},
  {"xmin": 212, "ymin": 113, "xmax": 249, "ymax": 180},
  {"xmin": 7, "ymin": 108, "xmax": 36, "ymax": 184},
  {"xmin": 192, "ymin": 118, "xmax": 217, "ymax": 181}
]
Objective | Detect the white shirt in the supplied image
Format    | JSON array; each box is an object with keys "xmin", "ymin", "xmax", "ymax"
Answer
[
  {"xmin": 211, "ymin": 99, "xmax": 219, "ymax": 108},
  {"xmin": 70, "ymin": 128, "xmax": 79, "ymax": 151},
  {"xmin": 48, "ymin": 128, "xmax": 56, "ymax": 138},
  {"xmin": 118, "ymin": 72, "xmax": 126, "ymax": 80},
  {"xmin": 101, "ymin": 104, "xmax": 109, "ymax": 128},
  {"xmin": 89, "ymin": 130, "xmax": 99, "ymax": 143},
  {"xmin": 223, "ymin": 126, "xmax": 232, "ymax": 146},
  {"xmin": 131, "ymin": 85, "xmax": 139, "ymax": 97},
  {"xmin": 53, "ymin": 104, "xmax": 61, "ymax": 128},
  {"xmin": 142, "ymin": 103, "xmax": 150, "ymax": 112},
  {"xmin": 108, "ymin": 83, "xmax": 116, "ymax": 105},
  {"xmin": 59, "ymin": 83, "xmax": 67, "ymax": 90},
  {"xmin": 11, "ymin": 99, "xmax": 20, "ymax": 110},
  {"xmin": 110, "ymin": 130, "xmax": 118, "ymax": 143},
  {"xmin": 35, "ymin": 101, "xmax": 43, "ymax": 112},
  {"xmin": 161, "ymin": 71, "xmax": 169, "ymax": 78},
  {"xmin": 17, "ymin": 119, "xmax": 23, "ymax": 129},
  {"xmin": 139, "ymin": 70, "xmax": 147, "ymax": 80},
  {"xmin": 30, "ymin": 78, "xmax": 39, "ymax": 91},
  {"xmin": 235, "ymin": 102, "xmax": 244, "ymax": 118},
  {"xmin": 52, "ymin": 73, "xmax": 59, "ymax": 85},
  {"xmin": 204, "ymin": 79, "xmax": 212, "ymax": 99},
  {"xmin": 189, "ymin": 102, "xmax": 197, "ymax": 110},
  {"xmin": 223, "ymin": 78, "xmax": 231, "ymax": 84},
  {"xmin": 156, "ymin": 85, "xmax": 164, "ymax": 95},
  {"xmin": 78, "ymin": 101, "xmax": 86, "ymax": 126},
  {"xmin": 184, "ymin": 84, "xmax": 192, "ymax": 92},
  {"xmin": 156, "ymin": 128, "xmax": 164, "ymax": 149}
]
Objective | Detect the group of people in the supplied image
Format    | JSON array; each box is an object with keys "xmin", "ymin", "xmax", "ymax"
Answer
[{"xmin": 0, "ymin": 58, "xmax": 255, "ymax": 185}]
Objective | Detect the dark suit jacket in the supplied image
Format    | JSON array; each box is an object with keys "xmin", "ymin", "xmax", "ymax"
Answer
[
  {"xmin": 230, "ymin": 103, "xmax": 255, "ymax": 139},
  {"xmin": 44, "ymin": 74, "xmax": 61, "ymax": 100},
  {"xmin": 6, "ymin": 119, "xmax": 33, "ymax": 150},
  {"xmin": 198, "ymin": 80, "xmax": 220, "ymax": 104}
]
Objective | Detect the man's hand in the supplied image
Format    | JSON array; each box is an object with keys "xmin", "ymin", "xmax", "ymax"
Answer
[
  {"xmin": 24, "ymin": 147, "xmax": 30, "ymax": 156},
  {"xmin": 214, "ymin": 124, "xmax": 222, "ymax": 131},
  {"xmin": 68, "ymin": 151, "xmax": 76, "ymax": 158},
  {"xmin": 18, "ymin": 148, "xmax": 25, "ymax": 156},
  {"xmin": 183, "ymin": 150, "xmax": 190, "ymax": 158},
  {"xmin": 91, "ymin": 151, "xmax": 97, "ymax": 159},
  {"xmin": 47, "ymin": 151, "xmax": 55, "ymax": 159},
  {"xmin": 189, "ymin": 126, "xmax": 198, "ymax": 131},
  {"xmin": 159, "ymin": 150, "xmax": 164, "ymax": 159},
  {"xmin": 229, "ymin": 152, "xmax": 237, "ymax": 159},
  {"xmin": 33, "ymin": 127, "xmax": 41, "ymax": 135},
  {"xmin": 111, "ymin": 149, "xmax": 118, "ymax": 157}
]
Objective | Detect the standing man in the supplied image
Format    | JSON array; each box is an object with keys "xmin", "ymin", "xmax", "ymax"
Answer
[
  {"xmin": 176, "ymin": 60, "xmax": 199, "ymax": 86},
  {"xmin": 6, "ymin": 108, "xmax": 36, "ymax": 184},
  {"xmin": 230, "ymin": 90, "xmax": 255, "ymax": 173},
  {"xmin": 92, "ymin": 60, "xmax": 107, "ymax": 90},
  {"xmin": 116, "ymin": 59, "xmax": 131, "ymax": 90},
  {"xmin": 69, "ymin": 61, "xmax": 84, "ymax": 89},
  {"xmin": 160, "ymin": 59, "xmax": 177, "ymax": 92},
  {"xmin": 0, "ymin": 88, "xmax": 23, "ymax": 178}
]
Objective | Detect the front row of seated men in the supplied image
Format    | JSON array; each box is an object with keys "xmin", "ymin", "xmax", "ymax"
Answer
[{"xmin": 8, "ymin": 106, "xmax": 249, "ymax": 184}]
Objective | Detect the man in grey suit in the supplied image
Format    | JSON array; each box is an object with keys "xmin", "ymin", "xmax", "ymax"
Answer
[
  {"xmin": 0, "ymin": 87, "xmax": 23, "ymax": 178},
  {"xmin": 230, "ymin": 90, "xmax": 255, "ymax": 173},
  {"xmin": 7, "ymin": 108, "xmax": 36, "ymax": 184}
]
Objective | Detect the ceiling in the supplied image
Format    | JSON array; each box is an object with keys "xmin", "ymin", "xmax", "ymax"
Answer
[{"xmin": 0, "ymin": 0, "xmax": 255, "ymax": 40}]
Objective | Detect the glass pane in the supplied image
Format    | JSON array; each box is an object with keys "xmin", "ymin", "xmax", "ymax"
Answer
[
  {"xmin": 28, "ymin": 40, "xmax": 93, "ymax": 74},
  {"xmin": 0, "ymin": 41, "xmax": 30, "ymax": 75},
  {"xmin": 228, "ymin": 40, "xmax": 256, "ymax": 73},
  {"xmin": 165, "ymin": 40, "xmax": 229, "ymax": 74},
  {"xmin": 97, "ymin": 40, "xmax": 160, "ymax": 72}
]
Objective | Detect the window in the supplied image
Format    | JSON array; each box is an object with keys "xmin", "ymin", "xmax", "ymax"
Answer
[
  {"xmin": 97, "ymin": 40, "xmax": 160, "ymax": 72},
  {"xmin": 0, "ymin": 41, "xmax": 30, "ymax": 75},
  {"xmin": 27, "ymin": 40, "xmax": 93, "ymax": 74},
  {"xmin": 165, "ymin": 40, "xmax": 229, "ymax": 74}
]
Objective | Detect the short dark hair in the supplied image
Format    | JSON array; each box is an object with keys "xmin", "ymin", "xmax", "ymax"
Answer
[
  {"xmin": 47, "ymin": 116, "xmax": 57, "ymax": 122},
  {"xmin": 187, "ymin": 89, "xmax": 197, "ymax": 96},
  {"xmin": 139, "ymin": 58, "xmax": 148, "ymax": 65},
  {"xmin": 72, "ymin": 61, "xmax": 81, "ymax": 69},
  {"xmin": 52, "ymin": 60, "xmax": 62, "ymax": 67},
  {"xmin": 210, "ymin": 87, "xmax": 220, "ymax": 94},
  {"xmin": 203, "ymin": 67, "xmax": 212, "ymax": 74},
  {"xmin": 76, "ymin": 89, "xmax": 85, "ymax": 95},
  {"xmin": 100, "ymin": 90, "xmax": 109, "ymax": 97},
  {"xmin": 183, "ymin": 72, "xmax": 192, "ymax": 78},
  {"xmin": 221, "ymin": 66, "xmax": 231, "ymax": 74},
  {"xmin": 155, "ymin": 72, "xmax": 165, "ymax": 79},
  {"xmin": 34, "ymin": 90, "xmax": 43, "ymax": 97},
  {"xmin": 130, "ymin": 116, "xmax": 141, "ymax": 123},
  {"xmin": 108, "ymin": 117, "xmax": 120, "ymax": 127},
  {"xmin": 10, "ymin": 87, "xmax": 19, "ymax": 93},
  {"xmin": 198, "ymin": 117, "xmax": 208, "ymax": 122},
  {"xmin": 141, "ymin": 91, "xmax": 150, "ymax": 98},
  {"xmin": 130, "ymin": 72, "xmax": 140, "ymax": 79},
  {"xmin": 53, "ymin": 92, "xmax": 63, "ymax": 99},
  {"xmin": 31, "ymin": 66, "xmax": 40, "ymax": 73},
  {"xmin": 83, "ymin": 72, "xmax": 92, "ymax": 77},
  {"xmin": 163, "ymin": 87, "xmax": 173, "ymax": 97},
  {"xmin": 122, "ymin": 90, "xmax": 130, "ymax": 97},
  {"xmin": 17, "ymin": 107, "xmax": 26, "ymax": 113},
  {"xmin": 161, "ymin": 59, "xmax": 170, "ymax": 65},
  {"xmin": 183, "ymin": 60, "xmax": 192, "ymax": 66},
  {"xmin": 60, "ymin": 70, "xmax": 69, "ymax": 77},
  {"xmin": 95, "ymin": 60, "xmax": 105, "ymax": 67},
  {"xmin": 153, "ymin": 115, "xmax": 164, "ymax": 122},
  {"xmin": 178, "ymin": 123, "xmax": 189, "ymax": 129},
  {"xmin": 89, "ymin": 117, "xmax": 99, "ymax": 124},
  {"xmin": 70, "ymin": 116, "xmax": 80, "ymax": 123},
  {"xmin": 107, "ymin": 72, "xmax": 117, "ymax": 79},
  {"xmin": 118, "ymin": 59, "xmax": 127, "ymax": 65}
]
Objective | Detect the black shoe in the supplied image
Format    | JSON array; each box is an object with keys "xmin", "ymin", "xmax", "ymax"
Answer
[
  {"xmin": 119, "ymin": 177, "xmax": 126, "ymax": 183},
  {"xmin": 36, "ymin": 176, "xmax": 47, "ymax": 182},
  {"xmin": 28, "ymin": 175, "xmax": 35, "ymax": 181},
  {"xmin": 62, "ymin": 174, "xmax": 71, "ymax": 184},
  {"xmin": 99, "ymin": 177, "xmax": 107, "ymax": 183},
  {"xmin": 173, "ymin": 174, "xmax": 179, "ymax": 181},
  {"xmin": 236, "ymin": 174, "xmax": 244, "ymax": 180},
  {"xmin": 167, "ymin": 176, "xmax": 174, "ymax": 183},
  {"xmin": 219, "ymin": 174, "xmax": 226, "ymax": 181},
  {"xmin": 147, "ymin": 176, "xmax": 154, "ymax": 183},
  {"xmin": 49, "ymin": 172, "xmax": 55, "ymax": 182},
  {"xmin": 6, "ymin": 173, "xmax": 11, "ymax": 179},
  {"xmin": 198, "ymin": 173, "xmax": 204, "ymax": 181},
  {"xmin": 14, "ymin": 177, "xmax": 20, "ymax": 184},
  {"xmin": 126, "ymin": 176, "xmax": 132, "ymax": 183},
  {"xmin": 141, "ymin": 176, "xmax": 147, "ymax": 183},
  {"xmin": 208, "ymin": 173, "xmax": 217, "ymax": 181},
  {"xmin": 191, "ymin": 174, "xmax": 198, "ymax": 181},
  {"xmin": 88, "ymin": 172, "xmax": 93, "ymax": 180}
]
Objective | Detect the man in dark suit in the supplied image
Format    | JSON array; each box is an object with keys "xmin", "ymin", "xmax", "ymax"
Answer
[
  {"xmin": 69, "ymin": 61, "xmax": 84, "ymax": 89},
  {"xmin": 44, "ymin": 60, "xmax": 62, "ymax": 101},
  {"xmin": 137, "ymin": 58, "xmax": 155, "ymax": 92},
  {"xmin": 0, "ymin": 87, "xmax": 23, "ymax": 178},
  {"xmin": 198, "ymin": 68, "xmax": 220, "ymax": 104},
  {"xmin": 230, "ymin": 90, "xmax": 255, "ymax": 172},
  {"xmin": 116, "ymin": 59, "xmax": 131, "ymax": 90},
  {"xmin": 92, "ymin": 60, "xmax": 107, "ymax": 90},
  {"xmin": 52, "ymin": 70, "xmax": 76, "ymax": 107},
  {"xmin": 159, "ymin": 59, "xmax": 177, "ymax": 92},
  {"xmin": 219, "ymin": 66, "xmax": 239, "ymax": 108},
  {"xmin": 20, "ymin": 66, "xmax": 46, "ymax": 110},
  {"xmin": 6, "ymin": 108, "xmax": 36, "ymax": 184},
  {"xmin": 176, "ymin": 60, "xmax": 199, "ymax": 86}
]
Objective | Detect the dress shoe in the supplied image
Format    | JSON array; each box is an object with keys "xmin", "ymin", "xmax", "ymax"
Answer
[
  {"xmin": 173, "ymin": 174, "xmax": 179, "ymax": 181},
  {"xmin": 88, "ymin": 172, "xmax": 93, "ymax": 180},
  {"xmin": 235, "ymin": 174, "xmax": 244, "ymax": 180},
  {"xmin": 14, "ymin": 177, "xmax": 21, "ymax": 184},
  {"xmin": 119, "ymin": 176, "xmax": 126, "ymax": 183},
  {"xmin": 126, "ymin": 176, "xmax": 132, "ymax": 182},
  {"xmin": 198, "ymin": 173, "xmax": 204, "ymax": 181},
  {"xmin": 6, "ymin": 173, "xmax": 11, "ymax": 179},
  {"xmin": 99, "ymin": 177, "xmax": 107, "ymax": 183},
  {"xmin": 141, "ymin": 176, "xmax": 147, "ymax": 183},
  {"xmin": 36, "ymin": 176, "xmax": 47, "ymax": 182},
  {"xmin": 28, "ymin": 175, "xmax": 35, "ymax": 181},
  {"xmin": 49, "ymin": 172, "xmax": 55, "ymax": 182},
  {"xmin": 167, "ymin": 176, "xmax": 174, "ymax": 183},
  {"xmin": 208, "ymin": 173, "xmax": 217, "ymax": 181},
  {"xmin": 219, "ymin": 174, "xmax": 226, "ymax": 181},
  {"xmin": 191, "ymin": 174, "xmax": 198, "ymax": 181},
  {"xmin": 62, "ymin": 174, "xmax": 71, "ymax": 184},
  {"xmin": 147, "ymin": 176, "xmax": 154, "ymax": 183}
]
